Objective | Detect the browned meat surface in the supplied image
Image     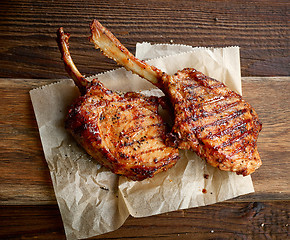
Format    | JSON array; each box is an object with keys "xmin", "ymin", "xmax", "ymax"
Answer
[
  {"xmin": 57, "ymin": 28, "xmax": 179, "ymax": 181},
  {"xmin": 90, "ymin": 20, "xmax": 262, "ymax": 175},
  {"xmin": 163, "ymin": 68, "xmax": 262, "ymax": 175}
]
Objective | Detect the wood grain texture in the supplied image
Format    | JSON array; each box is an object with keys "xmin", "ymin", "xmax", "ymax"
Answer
[
  {"xmin": 241, "ymin": 77, "xmax": 290, "ymax": 199},
  {"xmin": 0, "ymin": 0, "xmax": 289, "ymax": 79},
  {"xmin": 0, "ymin": 201, "xmax": 289, "ymax": 239},
  {"xmin": 0, "ymin": 77, "xmax": 289, "ymax": 206},
  {"xmin": 0, "ymin": 79, "xmax": 56, "ymax": 205}
]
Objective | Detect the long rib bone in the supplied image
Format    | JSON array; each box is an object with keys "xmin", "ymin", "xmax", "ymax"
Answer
[
  {"xmin": 89, "ymin": 20, "xmax": 165, "ymax": 89},
  {"xmin": 57, "ymin": 27, "xmax": 88, "ymax": 94}
]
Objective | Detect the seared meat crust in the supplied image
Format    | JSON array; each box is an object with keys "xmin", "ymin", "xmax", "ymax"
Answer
[
  {"xmin": 65, "ymin": 80, "xmax": 179, "ymax": 181},
  {"xmin": 163, "ymin": 68, "xmax": 262, "ymax": 175}
]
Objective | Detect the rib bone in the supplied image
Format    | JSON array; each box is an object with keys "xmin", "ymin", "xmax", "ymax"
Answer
[{"xmin": 57, "ymin": 27, "xmax": 88, "ymax": 94}]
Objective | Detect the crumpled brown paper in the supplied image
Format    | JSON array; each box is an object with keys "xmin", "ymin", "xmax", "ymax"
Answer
[{"xmin": 30, "ymin": 43, "xmax": 254, "ymax": 239}]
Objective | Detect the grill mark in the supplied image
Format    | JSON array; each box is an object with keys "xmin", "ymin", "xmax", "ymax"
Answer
[
  {"xmin": 181, "ymin": 81, "xmax": 200, "ymax": 89},
  {"xmin": 227, "ymin": 128, "xmax": 258, "ymax": 158},
  {"xmin": 181, "ymin": 84, "xmax": 208, "ymax": 99},
  {"xmin": 186, "ymin": 105, "xmax": 247, "ymax": 132},
  {"xmin": 227, "ymin": 139, "xmax": 250, "ymax": 158},
  {"xmin": 206, "ymin": 82, "xmax": 225, "ymax": 90},
  {"xmin": 189, "ymin": 75, "xmax": 225, "ymax": 90},
  {"xmin": 177, "ymin": 69, "xmax": 228, "ymax": 93},
  {"xmin": 204, "ymin": 118, "xmax": 251, "ymax": 139},
  {"xmin": 218, "ymin": 127, "xmax": 253, "ymax": 149},
  {"xmin": 198, "ymin": 95, "xmax": 226, "ymax": 106},
  {"xmin": 186, "ymin": 98, "xmax": 240, "ymax": 119},
  {"xmin": 216, "ymin": 97, "xmax": 241, "ymax": 109},
  {"xmin": 181, "ymin": 83, "xmax": 205, "ymax": 94},
  {"xmin": 176, "ymin": 97, "xmax": 238, "ymax": 117},
  {"xmin": 202, "ymin": 108, "xmax": 248, "ymax": 130},
  {"xmin": 200, "ymin": 100, "xmax": 242, "ymax": 119},
  {"xmin": 197, "ymin": 128, "xmax": 255, "ymax": 166},
  {"xmin": 177, "ymin": 93, "xmax": 242, "ymax": 124},
  {"xmin": 189, "ymin": 90, "xmax": 240, "ymax": 110}
]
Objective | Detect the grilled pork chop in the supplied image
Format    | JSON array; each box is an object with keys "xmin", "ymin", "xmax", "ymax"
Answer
[
  {"xmin": 57, "ymin": 27, "xmax": 179, "ymax": 181},
  {"xmin": 89, "ymin": 20, "xmax": 262, "ymax": 175}
]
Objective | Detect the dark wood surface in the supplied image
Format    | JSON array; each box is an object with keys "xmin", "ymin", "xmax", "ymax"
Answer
[
  {"xmin": 1, "ymin": 202, "xmax": 289, "ymax": 240},
  {"xmin": 0, "ymin": 0, "xmax": 289, "ymax": 239},
  {"xmin": 1, "ymin": 0, "xmax": 289, "ymax": 79}
]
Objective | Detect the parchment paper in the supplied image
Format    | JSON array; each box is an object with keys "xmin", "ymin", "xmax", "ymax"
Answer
[{"xmin": 30, "ymin": 43, "xmax": 254, "ymax": 239}]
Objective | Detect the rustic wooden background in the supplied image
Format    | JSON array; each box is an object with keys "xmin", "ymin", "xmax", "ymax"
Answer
[
  {"xmin": 0, "ymin": 0, "xmax": 289, "ymax": 239},
  {"xmin": 1, "ymin": 0, "xmax": 289, "ymax": 79}
]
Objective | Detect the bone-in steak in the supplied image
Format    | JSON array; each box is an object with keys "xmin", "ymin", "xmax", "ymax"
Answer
[{"xmin": 57, "ymin": 27, "xmax": 179, "ymax": 181}]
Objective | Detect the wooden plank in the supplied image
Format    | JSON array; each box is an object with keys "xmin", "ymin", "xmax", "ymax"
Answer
[
  {"xmin": 240, "ymin": 77, "xmax": 290, "ymax": 200},
  {"xmin": 0, "ymin": 0, "xmax": 289, "ymax": 79},
  {"xmin": 0, "ymin": 205, "xmax": 65, "ymax": 240},
  {"xmin": 0, "ymin": 201, "xmax": 289, "ymax": 239},
  {"xmin": 0, "ymin": 77, "xmax": 289, "ymax": 205},
  {"xmin": 0, "ymin": 79, "xmax": 57, "ymax": 205}
]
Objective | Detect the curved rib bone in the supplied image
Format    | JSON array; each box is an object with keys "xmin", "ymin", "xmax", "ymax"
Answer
[{"xmin": 57, "ymin": 27, "xmax": 88, "ymax": 94}]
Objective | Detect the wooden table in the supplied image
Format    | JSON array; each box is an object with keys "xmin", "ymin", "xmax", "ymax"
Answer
[{"xmin": 1, "ymin": 0, "xmax": 289, "ymax": 239}]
